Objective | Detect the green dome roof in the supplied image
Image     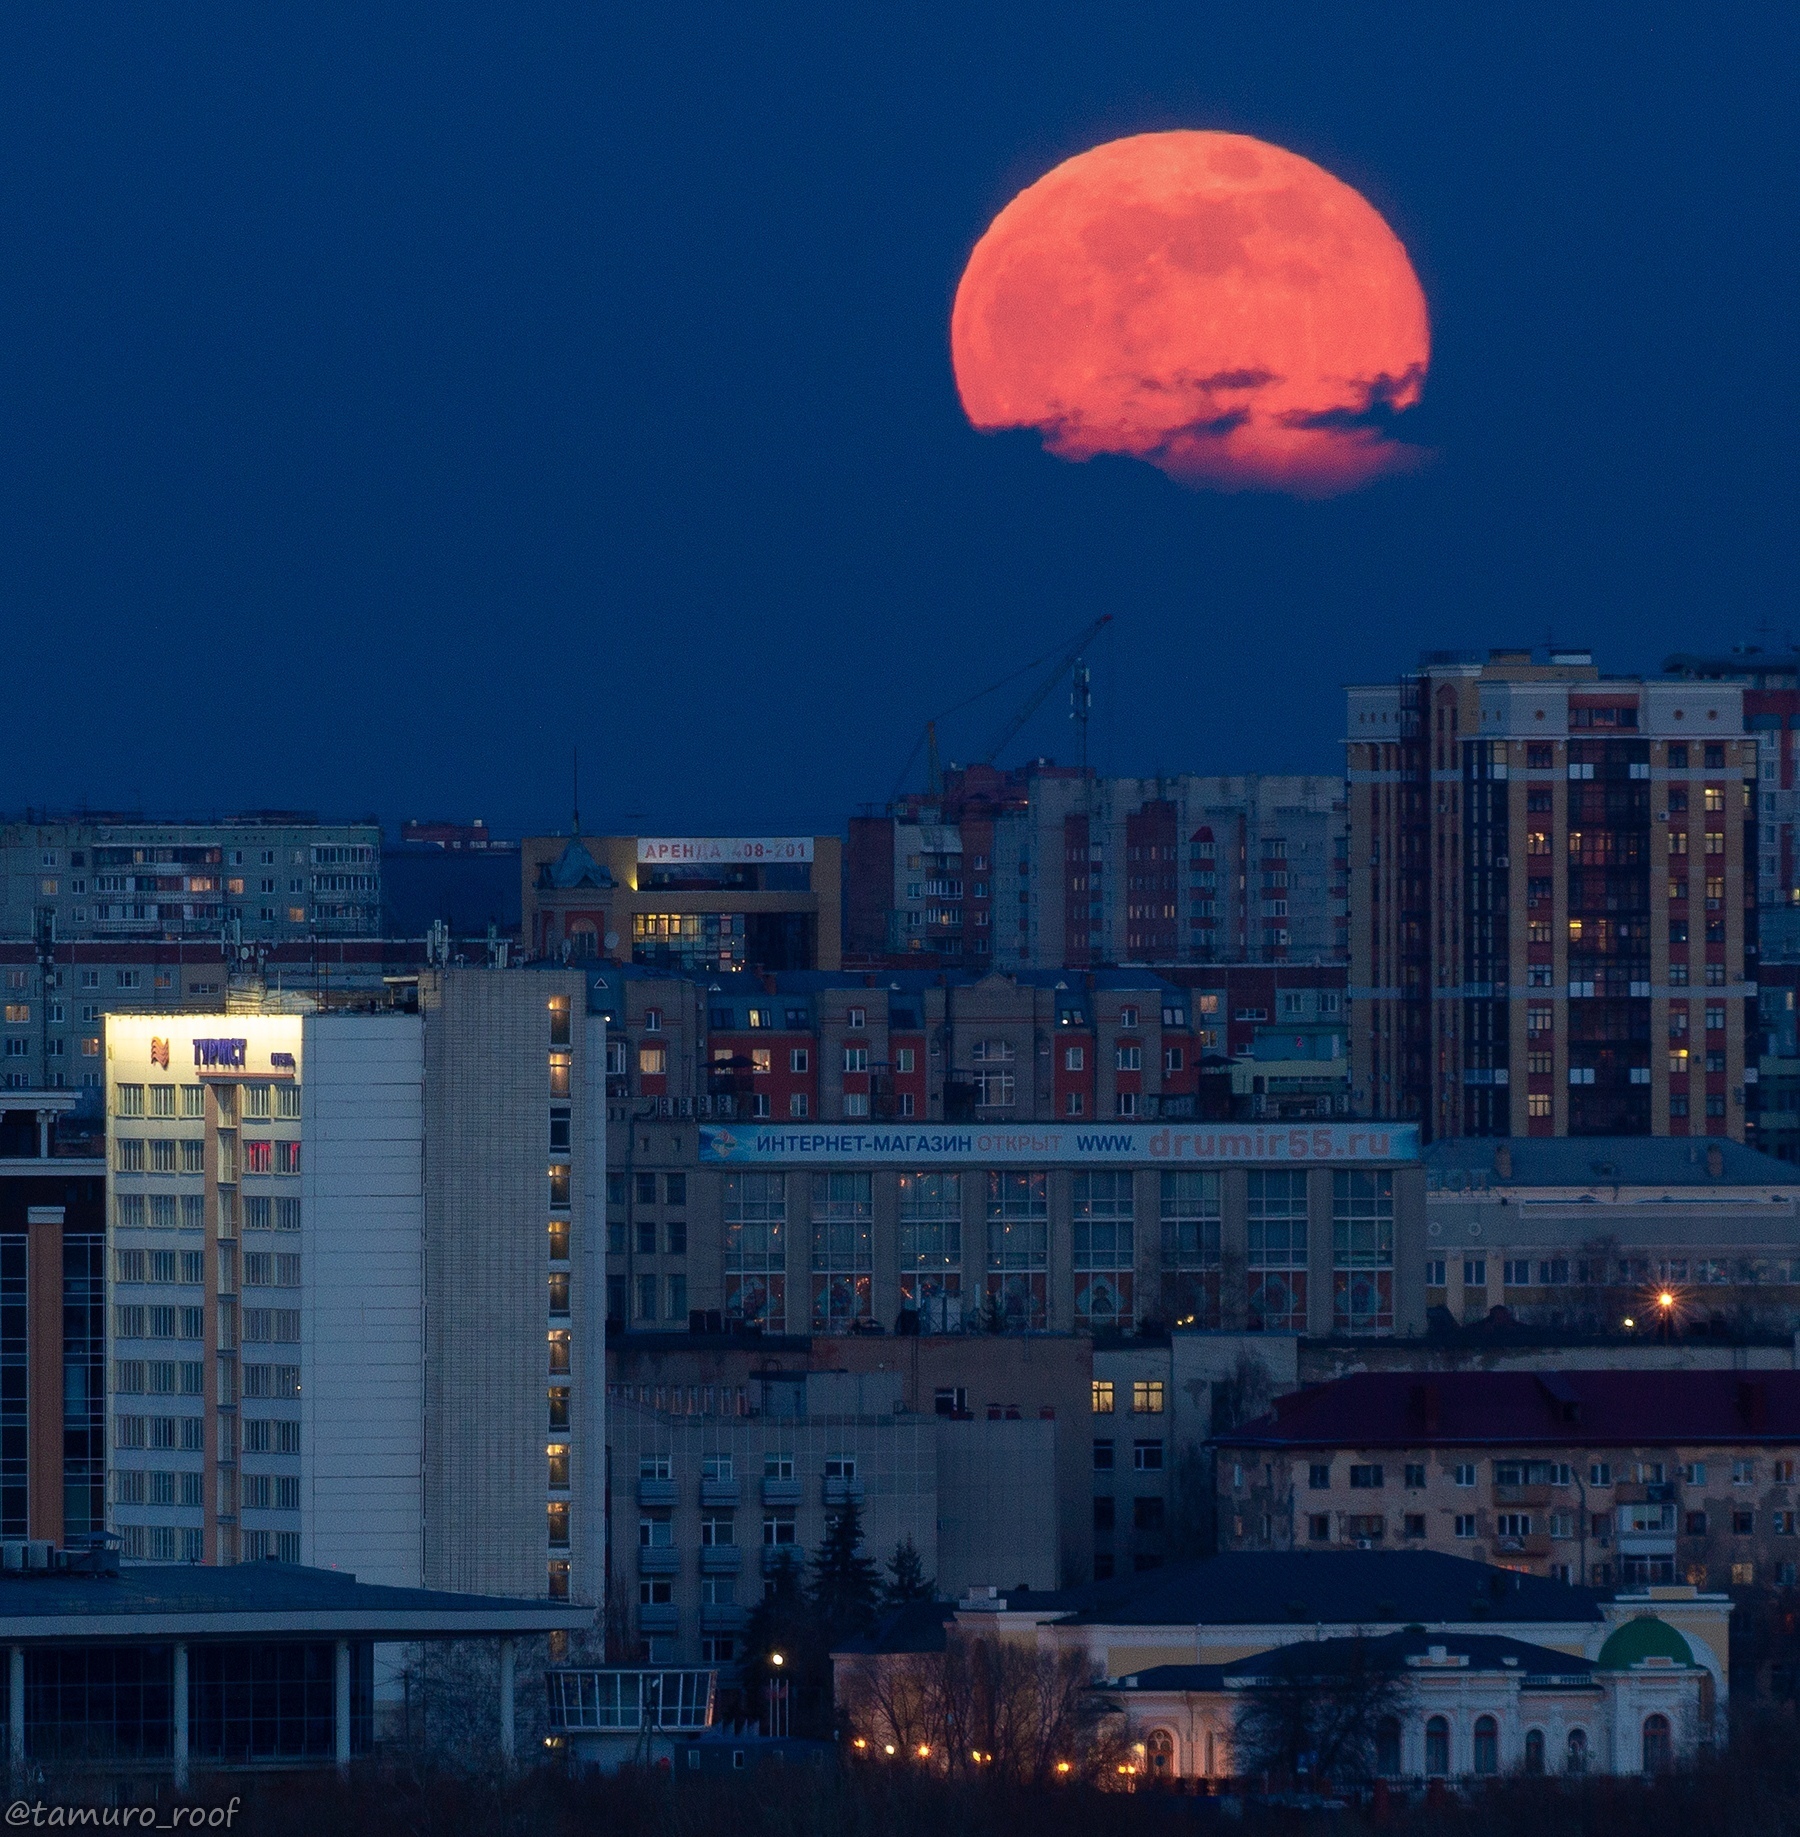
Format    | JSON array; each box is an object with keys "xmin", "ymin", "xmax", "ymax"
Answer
[{"xmin": 1597, "ymin": 1616, "xmax": 1695, "ymax": 1670}]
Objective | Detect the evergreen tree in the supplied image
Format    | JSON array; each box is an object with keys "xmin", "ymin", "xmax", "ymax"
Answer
[
  {"xmin": 742, "ymin": 1551, "xmax": 825, "ymax": 1735},
  {"xmin": 882, "ymin": 1535, "xmax": 933, "ymax": 1606},
  {"xmin": 808, "ymin": 1498, "xmax": 881, "ymax": 1640}
]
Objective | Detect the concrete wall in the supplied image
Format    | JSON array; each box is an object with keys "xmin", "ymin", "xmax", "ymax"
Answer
[
  {"xmin": 300, "ymin": 1013, "xmax": 424, "ymax": 1587},
  {"xmin": 934, "ymin": 1417, "xmax": 1058, "ymax": 1593},
  {"xmin": 422, "ymin": 968, "xmax": 601, "ymax": 1600}
]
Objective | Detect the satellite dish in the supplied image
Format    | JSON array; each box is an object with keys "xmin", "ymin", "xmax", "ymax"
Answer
[{"xmin": 604, "ymin": 932, "xmax": 620, "ymax": 952}]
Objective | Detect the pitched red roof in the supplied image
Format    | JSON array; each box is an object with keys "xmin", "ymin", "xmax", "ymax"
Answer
[{"xmin": 1218, "ymin": 1369, "xmax": 1800, "ymax": 1450}]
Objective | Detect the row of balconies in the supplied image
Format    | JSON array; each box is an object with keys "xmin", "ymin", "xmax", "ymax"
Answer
[
  {"xmin": 637, "ymin": 1602, "xmax": 748, "ymax": 1634},
  {"xmin": 636, "ymin": 1475, "xmax": 862, "ymax": 1507},
  {"xmin": 638, "ymin": 1544, "xmax": 802, "ymax": 1580}
]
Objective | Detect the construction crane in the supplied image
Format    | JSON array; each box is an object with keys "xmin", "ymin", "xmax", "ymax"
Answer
[{"xmin": 887, "ymin": 614, "xmax": 1113, "ymax": 807}]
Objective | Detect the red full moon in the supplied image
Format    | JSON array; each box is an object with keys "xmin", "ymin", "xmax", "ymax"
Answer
[{"xmin": 951, "ymin": 131, "xmax": 1429, "ymax": 495}]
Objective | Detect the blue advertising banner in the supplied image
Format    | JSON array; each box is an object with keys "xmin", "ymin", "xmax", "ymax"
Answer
[{"xmin": 697, "ymin": 1122, "xmax": 1419, "ymax": 1167}]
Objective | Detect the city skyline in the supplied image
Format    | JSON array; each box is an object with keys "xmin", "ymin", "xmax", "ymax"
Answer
[{"xmin": 0, "ymin": 10, "xmax": 1793, "ymax": 840}]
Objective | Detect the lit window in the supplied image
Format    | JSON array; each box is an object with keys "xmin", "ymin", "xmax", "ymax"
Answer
[
  {"xmin": 1091, "ymin": 1380, "xmax": 1115, "ymax": 1415},
  {"xmin": 1132, "ymin": 1381, "xmax": 1164, "ymax": 1414}
]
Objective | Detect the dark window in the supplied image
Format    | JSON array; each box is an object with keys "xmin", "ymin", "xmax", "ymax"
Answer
[
  {"xmin": 1308, "ymin": 1513, "xmax": 1331, "ymax": 1543},
  {"xmin": 1473, "ymin": 1714, "xmax": 1499, "ymax": 1776},
  {"xmin": 1093, "ymin": 1496, "xmax": 1115, "ymax": 1531},
  {"xmin": 1404, "ymin": 1463, "xmax": 1426, "ymax": 1488},
  {"xmin": 1093, "ymin": 1553, "xmax": 1115, "ymax": 1580},
  {"xmin": 1643, "ymin": 1714, "xmax": 1672, "ymax": 1773},
  {"xmin": 665, "ymin": 1221, "xmax": 687, "ymax": 1256},
  {"xmin": 190, "ymin": 1641, "xmax": 369, "ymax": 1762},
  {"xmin": 1309, "ymin": 1462, "xmax": 1331, "ymax": 1489},
  {"xmin": 1133, "ymin": 1496, "xmax": 1166, "ymax": 1531},
  {"xmin": 1425, "ymin": 1716, "xmax": 1449, "ymax": 1777},
  {"xmin": 1093, "ymin": 1439, "xmax": 1115, "ymax": 1472},
  {"xmin": 636, "ymin": 1221, "xmax": 657, "ymax": 1256},
  {"xmin": 1349, "ymin": 1464, "xmax": 1384, "ymax": 1489},
  {"xmin": 635, "ymin": 1173, "xmax": 657, "ymax": 1206}
]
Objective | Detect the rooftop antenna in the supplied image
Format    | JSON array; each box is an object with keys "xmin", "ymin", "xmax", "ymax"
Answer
[{"xmin": 572, "ymin": 748, "xmax": 580, "ymax": 837}]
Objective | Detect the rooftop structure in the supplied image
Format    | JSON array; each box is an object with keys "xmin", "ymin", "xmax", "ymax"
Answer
[{"xmin": 0, "ymin": 1556, "xmax": 585, "ymax": 1781}]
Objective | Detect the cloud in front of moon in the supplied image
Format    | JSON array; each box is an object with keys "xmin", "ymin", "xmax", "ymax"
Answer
[{"xmin": 951, "ymin": 131, "xmax": 1430, "ymax": 496}]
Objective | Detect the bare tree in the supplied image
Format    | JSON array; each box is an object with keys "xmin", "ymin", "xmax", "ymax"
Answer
[
  {"xmin": 1229, "ymin": 1635, "xmax": 1415, "ymax": 1791},
  {"xmin": 839, "ymin": 1630, "xmax": 1125, "ymax": 1785},
  {"xmin": 394, "ymin": 1628, "xmax": 603, "ymax": 1772}
]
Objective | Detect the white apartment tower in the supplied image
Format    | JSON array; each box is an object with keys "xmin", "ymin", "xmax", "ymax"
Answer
[
  {"xmin": 103, "ymin": 972, "xmax": 605, "ymax": 1601},
  {"xmin": 104, "ymin": 1011, "xmax": 424, "ymax": 1582}
]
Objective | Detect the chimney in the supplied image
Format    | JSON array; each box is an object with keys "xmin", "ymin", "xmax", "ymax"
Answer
[
  {"xmin": 1493, "ymin": 1143, "xmax": 1513, "ymax": 1181},
  {"xmin": 1707, "ymin": 1143, "xmax": 1725, "ymax": 1180}
]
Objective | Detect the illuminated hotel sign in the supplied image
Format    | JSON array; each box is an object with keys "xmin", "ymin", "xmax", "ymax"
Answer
[
  {"xmin": 192, "ymin": 1038, "xmax": 249, "ymax": 1068},
  {"xmin": 699, "ymin": 1123, "xmax": 1419, "ymax": 1167},
  {"xmin": 637, "ymin": 837, "xmax": 813, "ymax": 865}
]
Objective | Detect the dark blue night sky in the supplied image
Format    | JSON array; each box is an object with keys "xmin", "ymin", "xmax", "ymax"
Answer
[{"xmin": 0, "ymin": 6, "xmax": 1794, "ymax": 835}]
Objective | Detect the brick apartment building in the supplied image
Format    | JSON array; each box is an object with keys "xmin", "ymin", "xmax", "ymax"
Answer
[
  {"xmin": 848, "ymin": 764, "xmax": 1345, "ymax": 971},
  {"xmin": 1348, "ymin": 649, "xmax": 1754, "ymax": 1142},
  {"xmin": 1216, "ymin": 1369, "xmax": 1800, "ymax": 1592},
  {"xmin": 0, "ymin": 1090, "xmax": 104, "ymax": 1547}
]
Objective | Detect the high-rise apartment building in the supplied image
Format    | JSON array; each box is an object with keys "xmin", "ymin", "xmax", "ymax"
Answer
[
  {"xmin": 848, "ymin": 766, "xmax": 1346, "ymax": 970},
  {"xmin": 103, "ymin": 1012, "xmax": 425, "ymax": 1579},
  {"xmin": 0, "ymin": 816, "xmax": 381, "ymax": 945},
  {"xmin": 419, "ymin": 967, "xmax": 604, "ymax": 1603},
  {"xmin": 1347, "ymin": 650, "xmax": 1754, "ymax": 1142},
  {"xmin": 0, "ymin": 1091, "xmax": 104, "ymax": 1545},
  {"xmin": 102, "ymin": 972, "xmax": 605, "ymax": 1602}
]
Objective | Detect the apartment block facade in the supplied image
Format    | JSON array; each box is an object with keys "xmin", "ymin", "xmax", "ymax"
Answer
[
  {"xmin": 1216, "ymin": 1370, "xmax": 1800, "ymax": 1595},
  {"xmin": 593, "ymin": 963, "xmax": 1426, "ymax": 1343},
  {"xmin": 610, "ymin": 1329, "xmax": 1096, "ymax": 1597},
  {"xmin": 103, "ymin": 1012, "xmax": 425, "ymax": 1581},
  {"xmin": 0, "ymin": 1091, "xmax": 105, "ymax": 1546},
  {"xmin": 609, "ymin": 1378, "xmax": 1062, "ymax": 1668},
  {"xmin": 0, "ymin": 817, "xmax": 381, "ymax": 945},
  {"xmin": 419, "ymin": 968, "xmax": 605, "ymax": 1603},
  {"xmin": 1422, "ymin": 1136, "xmax": 1800, "ymax": 1333},
  {"xmin": 1348, "ymin": 650, "xmax": 1754, "ymax": 1142},
  {"xmin": 101, "ymin": 969, "xmax": 605, "ymax": 1602},
  {"xmin": 848, "ymin": 766, "xmax": 1347, "ymax": 972}
]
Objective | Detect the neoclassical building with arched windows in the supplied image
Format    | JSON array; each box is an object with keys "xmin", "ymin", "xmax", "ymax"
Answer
[
  {"xmin": 1111, "ymin": 1617, "xmax": 1710, "ymax": 1785},
  {"xmin": 836, "ymin": 1552, "xmax": 1727, "ymax": 1789}
]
